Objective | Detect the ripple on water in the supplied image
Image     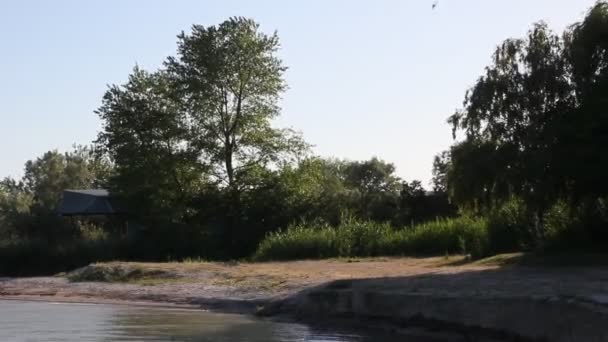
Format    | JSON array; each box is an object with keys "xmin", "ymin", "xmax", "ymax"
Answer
[{"xmin": 0, "ymin": 300, "xmax": 418, "ymax": 342}]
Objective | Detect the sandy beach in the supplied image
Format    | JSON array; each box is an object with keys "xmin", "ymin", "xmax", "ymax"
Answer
[{"xmin": 2, "ymin": 255, "xmax": 608, "ymax": 341}]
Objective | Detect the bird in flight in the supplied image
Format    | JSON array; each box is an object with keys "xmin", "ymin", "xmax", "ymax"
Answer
[{"xmin": 432, "ymin": 1, "xmax": 438, "ymax": 9}]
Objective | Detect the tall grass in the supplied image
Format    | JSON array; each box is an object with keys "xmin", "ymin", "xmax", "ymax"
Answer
[{"xmin": 253, "ymin": 216, "xmax": 489, "ymax": 261}]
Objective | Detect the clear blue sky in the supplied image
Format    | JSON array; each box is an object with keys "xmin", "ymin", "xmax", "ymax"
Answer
[{"xmin": 0, "ymin": 0, "xmax": 596, "ymax": 186}]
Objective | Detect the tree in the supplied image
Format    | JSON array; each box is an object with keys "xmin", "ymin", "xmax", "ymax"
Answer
[
  {"xmin": 0, "ymin": 147, "xmax": 111, "ymax": 239},
  {"xmin": 559, "ymin": 2, "xmax": 608, "ymax": 202},
  {"xmin": 448, "ymin": 22, "xmax": 573, "ymax": 243},
  {"xmin": 447, "ymin": 2, "xmax": 608, "ymax": 246},
  {"xmin": 0, "ymin": 178, "xmax": 33, "ymax": 239},
  {"xmin": 96, "ymin": 18, "xmax": 308, "ymax": 252},
  {"xmin": 398, "ymin": 180, "xmax": 425, "ymax": 224},
  {"xmin": 96, "ymin": 68, "xmax": 204, "ymax": 222},
  {"xmin": 165, "ymin": 17, "xmax": 307, "ymax": 193},
  {"xmin": 431, "ymin": 151, "xmax": 450, "ymax": 193},
  {"xmin": 342, "ymin": 157, "xmax": 401, "ymax": 221},
  {"xmin": 343, "ymin": 157, "xmax": 400, "ymax": 194},
  {"xmin": 22, "ymin": 147, "xmax": 110, "ymax": 212},
  {"xmin": 556, "ymin": 3, "xmax": 608, "ymax": 244}
]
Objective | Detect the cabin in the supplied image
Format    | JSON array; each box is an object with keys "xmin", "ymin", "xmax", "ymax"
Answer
[
  {"xmin": 57, "ymin": 189, "xmax": 130, "ymax": 235},
  {"xmin": 57, "ymin": 189, "xmax": 124, "ymax": 216}
]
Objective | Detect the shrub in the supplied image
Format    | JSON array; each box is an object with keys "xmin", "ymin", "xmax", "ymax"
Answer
[
  {"xmin": 486, "ymin": 198, "xmax": 534, "ymax": 252},
  {"xmin": 0, "ymin": 238, "xmax": 119, "ymax": 276},
  {"xmin": 253, "ymin": 216, "xmax": 489, "ymax": 261},
  {"xmin": 403, "ymin": 216, "xmax": 488, "ymax": 258}
]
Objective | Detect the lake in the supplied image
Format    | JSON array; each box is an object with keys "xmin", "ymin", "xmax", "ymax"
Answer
[{"xmin": 0, "ymin": 300, "xmax": 429, "ymax": 342}]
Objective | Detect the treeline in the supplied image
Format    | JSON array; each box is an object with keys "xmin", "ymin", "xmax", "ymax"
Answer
[
  {"xmin": 442, "ymin": 2, "xmax": 608, "ymax": 252},
  {"xmin": 2, "ymin": 3, "xmax": 608, "ymax": 274},
  {"xmin": 0, "ymin": 146, "xmax": 454, "ymax": 274},
  {"xmin": 258, "ymin": 2, "xmax": 608, "ymax": 259}
]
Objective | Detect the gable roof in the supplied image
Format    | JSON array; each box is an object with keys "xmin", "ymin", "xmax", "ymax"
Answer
[
  {"xmin": 65, "ymin": 189, "xmax": 110, "ymax": 197},
  {"xmin": 57, "ymin": 189, "xmax": 124, "ymax": 216}
]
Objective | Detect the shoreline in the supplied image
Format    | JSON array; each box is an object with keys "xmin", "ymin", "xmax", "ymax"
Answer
[
  {"xmin": 2, "ymin": 256, "xmax": 608, "ymax": 341},
  {"xmin": 0, "ymin": 293, "xmax": 487, "ymax": 341},
  {"xmin": 0, "ymin": 294, "xmax": 205, "ymax": 311}
]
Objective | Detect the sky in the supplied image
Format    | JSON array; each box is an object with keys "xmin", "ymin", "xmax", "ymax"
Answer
[{"xmin": 0, "ymin": 0, "xmax": 597, "ymax": 186}]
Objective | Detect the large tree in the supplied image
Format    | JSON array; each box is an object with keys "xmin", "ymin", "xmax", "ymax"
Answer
[
  {"xmin": 166, "ymin": 17, "xmax": 307, "ymax": 193},
  {"xmin": 560, "ymin": 2, "xmax": 608, "ymax": 202},
  {"xmin": 96, "ymin": 18, "xmax": 308, "ymax": 250},
  {"xmin": 447, "ymin": 2, "xmax": 608, "ymax": 244},
  {"xmin": 341, "ymin": 157, "xmax": 401, "ymax": 221},
  {"xmin": 96, "ymin": 68, "xmax": 204, "ymax": 222}
]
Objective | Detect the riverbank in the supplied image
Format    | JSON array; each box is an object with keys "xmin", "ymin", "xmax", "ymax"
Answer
[
  {"xmin": 1, "ymin": 257, "xmax": 468, "ymax": 313},
  {"xmin": 2, "ymin": 254, "xmax": 608, "ymax": 341}
]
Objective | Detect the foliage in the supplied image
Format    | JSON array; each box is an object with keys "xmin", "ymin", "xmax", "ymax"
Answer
[
  {"xmin": 96, "ymin": 17, "xmax": 309, "ymax": 249},
  {"xmin": 95, "ymin": 68, "xmax": 204, "ymax": 223},
  {"xmin": 0, "ymin": 146, "xmax": 111, "ymax": 241},
  {"xmin": 0, "ymin": 237, "xmax": 116, "ymax": 276},
  {"xmin": 485, "ymin": 197, "xmax": 535, "ymax": 252},
  {"xmin": 253, "ymin": 216, "xmax": 489, "ymax": 261},
  {"xmin": 431, "ymin": 151, "xmax": 450, "ymax": 193},
  {"xmin": 165, "ymin": 17, "xmax": 308, "ymax": 191},
  {"xmin": 340, "ymin": 157, "xmax": 400, "ymax": 221},
  {"xmin": 447, "ymin": 2, "xmax": 608, "ymax": 247},
  {"xmin": 22, "ymin": 146, "xmax": 110, "ymax": 213},
  {"xmin": 396, "ymin": 180, "xmax": 456, "ymax": 226},
  {"xmin": 5, "ymin": 6, "xmax": 608, "ymax": 274}
]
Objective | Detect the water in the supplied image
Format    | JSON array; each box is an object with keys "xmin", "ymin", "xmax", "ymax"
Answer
[{"xmin": 0, "ymin": 300, "xmax": 412, "ymax": 342}]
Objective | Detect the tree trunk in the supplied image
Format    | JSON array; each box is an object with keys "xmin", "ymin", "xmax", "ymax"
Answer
[
  {"xmin": 224, "ymin": 137, "xmax": 235, "ymax": 189},
  {"xmin": 534, "ymin": 207, "xmax": 546, "ymax": 251},
  {"xmin": 223, "ymin": 136, "xmax": 241, "ymax": 256}
]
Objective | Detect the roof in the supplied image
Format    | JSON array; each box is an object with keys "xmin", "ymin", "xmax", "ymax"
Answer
[
  {"xmin": 64, "ymin": 189, "xmax": 110, "ymax": 197},
  {"xmin": 57, "ymin": 189, "xmax": 124, "ymax": 216}
]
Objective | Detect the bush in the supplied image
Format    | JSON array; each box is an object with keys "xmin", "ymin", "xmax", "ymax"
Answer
[
  {"xmin": 0, "ymin": 238, "xmax": 119, "ymax": 276},
  {"xmin": 253, "ymin": 216, "xmax": 489, "ymax": 261},
  {"xmin": 486, "ymin": 198, "xmax": 534, "ymax": 252},
  {"xmin": 543, "ymin": 199, "xmax": 608, "ymax": 252},
  {"xmin": 0, "ymin": 219, "xmax": 231, "ymax": 276},
  {"xmin": 401, "ymin": 216, "xmax": 489, "ymax": 258}
]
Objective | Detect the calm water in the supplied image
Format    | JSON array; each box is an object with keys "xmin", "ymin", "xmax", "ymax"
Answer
[{"xmin": 0, "ymin": 300, "xmax": 418, "ymax": 342}]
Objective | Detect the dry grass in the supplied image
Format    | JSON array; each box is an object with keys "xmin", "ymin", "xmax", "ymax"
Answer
[
  {"xmin": 73, "ymin": 255, "xmax": 486, "ymax": 292},
  {"xmin": 6, "ymin": 253, "xmax": 608, "ymax": 313},
  {"xmin": 64, "ymin": 253, "xmax": 608, "ymax": 293}
]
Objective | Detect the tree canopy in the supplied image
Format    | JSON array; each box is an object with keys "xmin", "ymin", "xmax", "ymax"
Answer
[
  {"xmin": 447, "ymin": 2, "xmax": 608, "ymax": 244},
  {"xmin": 165, "ymin": 17, "xmax": 308, "ymax": 192},
  {"xmin": 96, "ymin": 18, "xmax": 308, "ymax": 224}
]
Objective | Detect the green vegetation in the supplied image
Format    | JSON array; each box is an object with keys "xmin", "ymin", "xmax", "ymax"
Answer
[
  {"xmin": 2, "ymin": 4, "xmax": 608, "ymax": 275},
  {"xmin": 253, "ymin": 217, "xmax": 488, "ymax": 261},
  {"xmin": 444, "ymin": 3, "xmax": 608, "ymax": 251}
]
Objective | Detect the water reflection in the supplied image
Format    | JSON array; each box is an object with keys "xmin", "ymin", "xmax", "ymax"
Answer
[{"xmin": 0, "ymin": 300, "xmax": 404, "ymax": 342}]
